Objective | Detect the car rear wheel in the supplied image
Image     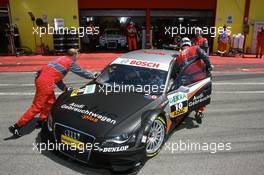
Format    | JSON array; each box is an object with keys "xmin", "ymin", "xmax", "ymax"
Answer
[{"xmin": 146, "ymin": 116, "xmax": 166, "ymax": 157}]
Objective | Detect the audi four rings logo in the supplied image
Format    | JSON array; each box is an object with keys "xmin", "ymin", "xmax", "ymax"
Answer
[{"xmin": 64, "ymin": 130, "xmax": 81, "ymax": 140}]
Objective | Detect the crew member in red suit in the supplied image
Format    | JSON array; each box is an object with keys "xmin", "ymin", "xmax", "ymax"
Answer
[
  {"xmin": 127, "ymin": 21, "xmax": 137, "ymax": 51},
  {"xmin": 256, "ymin": 27, "xmax": 264, "ymax": 58},
  {"xmin": 176, "ymin": 37, "xmax": 212, "ymax": 124},
  {"xmin": 194, "ymin": 27, "xmax": 209, "ymax": 54},
  {"xmin": 217, "ymin": 25, "xmax": 229, "ymax": 56},
  {"xmin": 9, "ymin": 48, "xmax": 97, "ymax": 137}
]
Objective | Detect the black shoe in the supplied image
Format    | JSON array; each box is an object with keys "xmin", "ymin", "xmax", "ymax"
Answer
[
  {"xmin": 36, "ymin": 120, "xmax": 46, "ymax": 129},
  {"xmin": 195, "ymin": 112, "xmax": 204, "ymax": 124},
  {"xmin": 9, "ymin": 124, "xmax": 22, "ymax": 137}
]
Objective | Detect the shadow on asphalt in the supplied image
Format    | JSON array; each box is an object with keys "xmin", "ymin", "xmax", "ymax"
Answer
[
  {"xmin": 167, "ymin": 115, "xmax": 200, "ymax": 141},
  {"xmin": 4, "ymin": 118, "xmax": 38, "ymax": 140},
  {"xmin": 179, "ymin": 116, "xmax": 200, "ymax": 130}
]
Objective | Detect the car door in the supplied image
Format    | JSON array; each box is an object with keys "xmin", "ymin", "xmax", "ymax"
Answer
[
  {"xmin": 166, "ymin": 62, "xmax": 190, "ymax": 119},
  {"xmin": 166, "ymin": 59, "xmax": 211, "ymax": 118}
]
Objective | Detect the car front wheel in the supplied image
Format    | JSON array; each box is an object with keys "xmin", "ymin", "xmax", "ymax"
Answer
[{"xmin": 146, "ymin": 116, "xmax": 166, "ymax": 157}]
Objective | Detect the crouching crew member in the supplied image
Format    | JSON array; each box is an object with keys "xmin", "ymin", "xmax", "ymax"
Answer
[{"xmin": 177, "ymin": 37, "xmax": 213, "ymax": 124}]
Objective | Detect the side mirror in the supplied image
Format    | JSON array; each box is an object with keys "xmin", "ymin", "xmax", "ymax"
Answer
[
  {"xmin": 93, "ymin": 71, "xmax": 101, "ymax": 78},
  {"xmin": 178, "ymin": 86, "xmax": 189, "ymax": 93}
]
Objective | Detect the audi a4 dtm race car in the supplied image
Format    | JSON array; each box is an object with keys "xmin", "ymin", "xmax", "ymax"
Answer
[{"xmin": 46, "ymin": 49, "xmax": 212, "ymax": 172}]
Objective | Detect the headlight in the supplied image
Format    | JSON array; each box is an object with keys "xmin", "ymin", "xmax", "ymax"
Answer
[
  {"xmin": 47, "ymin": 113, "xmax": 53, "ymax": 132},
  {"xmin": 102, "ymin": 133, "xmax": 136, "ymax": 147},
  {"xmin": 120, "ymin": 39, "xmax": 126, "ymax": 43}
]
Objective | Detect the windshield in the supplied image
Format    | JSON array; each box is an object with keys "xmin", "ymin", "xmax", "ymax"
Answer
[
  {"xmin": 96, "ymin": 64, "xmax": 168, "ymax": 95},
  {"xmin": 104, "ymin": 29, "xmax": 121, "ymax": 35}
]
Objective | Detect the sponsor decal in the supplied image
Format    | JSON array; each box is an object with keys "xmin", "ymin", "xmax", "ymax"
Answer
[
  {"xmin": 168, "ymin": 92, "xmax": 187, "ymax": 106},
  {"xmin": 170, "ymin": 106, "xmax": 188, "ymax": 117},
  {"xmin": 111, "ymin": 58, "xmax": 169, "ymax": 71},
  {"xmin": 100, "ymin": 145, "xmax": 129, "ymax": 152},
  {"xmin": 81, "ymin": 114, "xmax": 98, "ymax": 123},
  {"xmin": 130, "ymin": 59, "xmax": 160, "ymax": 69},
  {"xmin": 61, "ymin": 134, "xmax": 84, "ymax": 151},
  {"xmin": 189, "ymin": 93, "xmax": 211, "ymax": 107},
  {"xmin": 140, "ymin": 50, "xmax": 166, "ymax": 55},
  {"xmin": 61, "ymin": 103, "xmax": 116, "ymax": 125},
  {"xmin": 83, "ymin": 84, "xmax": 96, "ymax": 94},
  {"xmin": 141, "ymin": 135, "xmax": 147, "ymax": 143},
  {"xmin": 168, "ymin": 92, "xmax": 188, "ymax": 118},
  {"xmin": 70, "ymin": 85, "xmax": 96, "ymax": 97},
  {"xmin": 70, "ymin": 89, "xmax": 79, "ymax": 97}
]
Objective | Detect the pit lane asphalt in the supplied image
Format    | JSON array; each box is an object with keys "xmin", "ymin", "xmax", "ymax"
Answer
[{"xmin": 0, "ymin": 72, "xmax": 264, "ymax": 175}]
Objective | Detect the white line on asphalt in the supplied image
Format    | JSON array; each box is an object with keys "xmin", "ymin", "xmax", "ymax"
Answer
[
  {"xmin": 0, "ymin": 84, "xmax": 35, "ymax": 86},
  {"xmin": 0, "ymin": 82, "xmax": 263, "ymax": 87},
  {"xmin": 214, "ymin": 91, "xmax": 264, "ymax": 94},
  {"xmin": 0, "ymin": 92, "xmax": 61, "ymax": 95},
  {"xmin": 1, "ymin": 91, "xmax": 264, "ymax": 96},
  {"xmin": 0, "ymin": 83, "xmax": 85, "ymax": 87},
  {"xmin": 214, "ymin": 82, "xmax": 264, "ymax": 85}
]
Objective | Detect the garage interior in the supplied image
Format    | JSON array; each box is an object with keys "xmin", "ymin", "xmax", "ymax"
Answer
[{"xmin": 79, "ymin": 9, "xmax": 215, "ymax": 52}]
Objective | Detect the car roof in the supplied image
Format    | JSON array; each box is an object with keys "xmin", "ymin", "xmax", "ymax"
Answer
[
  {"xmin": 120, "ymin": 49, "xmax": 179, "ymax": 65},
  {"xmin": 104, "ymin": 28, "xmax": 119, "ymax": 31}
]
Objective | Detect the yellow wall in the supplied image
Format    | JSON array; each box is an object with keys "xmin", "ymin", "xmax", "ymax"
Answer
[
  {"xmin": 9, "ymin": 0, "xmax": 79, "ymax": 52},
  {"xmin": 214, "ymin": 0, "xmax": 246, "ymax": 52},
  {"xmin": 245, "ymin": 0, "xmax": 264, "ymax": 52},
  {"xmin": 9, "ymin": 0, "xmax": 264, "ymax": 53}
]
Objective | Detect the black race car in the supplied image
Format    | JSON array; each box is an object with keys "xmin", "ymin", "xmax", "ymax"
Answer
[{"xmin": 47, "ymin": 49, "xmax": 212, "ymax": 172}]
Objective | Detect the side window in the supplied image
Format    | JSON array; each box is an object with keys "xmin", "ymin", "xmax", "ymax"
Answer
[
  {"xmin": 181, "ymin": 60, "xmax": 207, "ymax": 86},
  {"xmin": 167, "ymin": 62, "xmax": 180, "ymax": 92},
  {"xmin": 170, "ymin": 63, "xmax": 180, "ymax": 81}
]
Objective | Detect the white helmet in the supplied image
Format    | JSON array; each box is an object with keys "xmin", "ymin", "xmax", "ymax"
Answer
[
  {"xmin": 180, "ymin": 37, "xmax": 191, "ymax": 47},
  {"xmin": 195, "ymin": 27, "xmax": 203, "ymax": 35}
]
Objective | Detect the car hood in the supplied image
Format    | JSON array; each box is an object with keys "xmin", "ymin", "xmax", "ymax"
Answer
[
  {"xmin": 101, "ymin": 34, "xmax": 125, "ymax": 39},
  {"xmin": 51, "ymin": 84, "xmax": 158, "ymax": 137}
]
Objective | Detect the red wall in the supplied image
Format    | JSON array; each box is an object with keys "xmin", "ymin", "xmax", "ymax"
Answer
[
  {"xmin": 79, "ymin": 0, "xmax": 216, "ymax": 10},
  {"xmin": 0, "ymin": 0, "xmax": 8, "ymax": 7}
]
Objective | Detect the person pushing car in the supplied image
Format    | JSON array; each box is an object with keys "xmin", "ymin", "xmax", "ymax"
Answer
[
  {"xmin": 9, "ymin": 48, "xmax": 97, "ymax": 137},
  {"xmin": 176, "ymin": 37, "xmax": 213, "ymax": 124}
]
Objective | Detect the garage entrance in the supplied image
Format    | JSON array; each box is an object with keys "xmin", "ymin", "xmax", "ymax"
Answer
[{"xmin": 79, "ymin": 9, "xmax": 214, "ymax": 52}]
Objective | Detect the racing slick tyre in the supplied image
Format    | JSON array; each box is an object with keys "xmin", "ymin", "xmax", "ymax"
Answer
[{"xmin": 146, "ymin": 116, "xmax": 167, "ymax": 158}]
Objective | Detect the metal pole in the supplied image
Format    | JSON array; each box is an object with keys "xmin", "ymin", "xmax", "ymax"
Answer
[{"xmin": 243, "ymin": 0, "xmax": 251, "ymax": 53}]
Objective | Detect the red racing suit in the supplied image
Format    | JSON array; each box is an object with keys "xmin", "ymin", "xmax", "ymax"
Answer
[
  {"xmin": 256, "ymin": 31, "xmax": 264, "ymax": 57},
  {"xmin": 177, "ymin": 45, "xmax": 212, "ymax": 113},
  {"xmin": 194, "ymin": 36, "xmax": 209, "ymax": 53},
  {"xmin": 127, "ymin": 24, "xmax": 137, "ymax": 51},
  {"xmin": 17, "ymin": 56, "xmax": 94, "ymax": 127}
]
